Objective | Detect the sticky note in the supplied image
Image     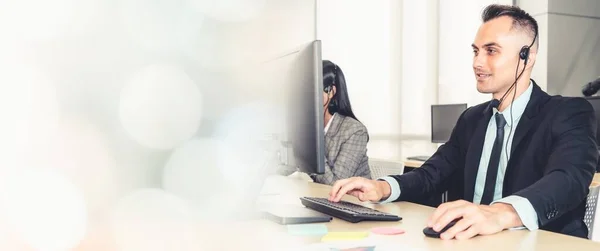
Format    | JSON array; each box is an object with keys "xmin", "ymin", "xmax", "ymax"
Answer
[
  {"xmin": 287, "ymin": 224, "xmax": 328, "ymax": 236},
  {"xmin": 370, "ymin": 227, "xmax": 405, "ymax": 235},
  {"xmin": 321, "ymin": 232, "xmax": 369, "ymax": 242}
]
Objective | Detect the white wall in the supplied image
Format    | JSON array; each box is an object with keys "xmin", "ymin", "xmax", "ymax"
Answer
[
  {"xmin": 317, "ymin": 0, "xmax": 404, "ymax": 159},
  {"xmin": 398, "ymin": 0, "xmax": 440, "ymax": 158},
  {"xmin": 519, "ymin": 0, "xmax": 600, "ymax": 96},
  {"xmin": 317, "ymin": 0, "xmax": 393, "ymax": 136},
  {"xmin": 400, "ymin": 0, "xmax": 438, "ymax": 137},
  {"xmin": 546, "ymin": 14, "xmax": 600, "ymax": 96}
]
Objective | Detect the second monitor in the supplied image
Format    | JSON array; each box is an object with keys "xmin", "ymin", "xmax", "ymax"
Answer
[
  {"xmin": 407, "ymin": 103, "xmax": 467, "ymax": 162},
  {"xmin": 431, "ymin": 103, "xmax": 468, "ymax": 143}
]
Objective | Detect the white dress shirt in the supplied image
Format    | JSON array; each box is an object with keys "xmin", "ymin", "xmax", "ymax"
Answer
[{"xmin": 325, "ymin": 113, "xmax": 336, "ymax": 133}]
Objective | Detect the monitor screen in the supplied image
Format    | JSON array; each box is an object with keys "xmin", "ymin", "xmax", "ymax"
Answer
[{"xmin": 431, "ymin": 104, "xmax": 467, "ymax": 143}]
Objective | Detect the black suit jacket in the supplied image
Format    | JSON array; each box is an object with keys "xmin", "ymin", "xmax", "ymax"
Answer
[{"xmin": 391, "ymin": 81, "xmax": 598, "ymax": 238}]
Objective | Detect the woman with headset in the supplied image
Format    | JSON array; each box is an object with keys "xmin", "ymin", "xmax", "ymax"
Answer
[{"xmin": 311, "ymin": 60, "xmax": 371, "ymax": 185}]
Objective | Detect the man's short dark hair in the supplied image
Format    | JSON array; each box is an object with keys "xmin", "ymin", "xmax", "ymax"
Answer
[{"xmin": 482, "ymin": 4, "xmax": 539, "ymax": 48}]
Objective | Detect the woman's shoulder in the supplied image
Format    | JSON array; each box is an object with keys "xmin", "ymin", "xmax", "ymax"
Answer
[{"xmin": 336, "ymin": 114, "xmax": 368, "ymax": 133}]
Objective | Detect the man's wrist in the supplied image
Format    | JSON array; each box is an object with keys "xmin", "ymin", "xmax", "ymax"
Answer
[
  {"xmin": 376, "ymin": 180, "xmax": 391, "ymax": 201},
  {"xmin": 491, "ymin": 202, "xmax": 523, "ymax": 229}
]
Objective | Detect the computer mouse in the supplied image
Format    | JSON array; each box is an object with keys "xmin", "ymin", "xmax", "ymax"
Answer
[{"xmin": 422, "ymin": 218, "xmax": 460, "ymax": 238}]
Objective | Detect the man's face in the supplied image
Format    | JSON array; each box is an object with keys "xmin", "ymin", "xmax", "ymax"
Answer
[{"xmin": 472, "ymin": 16, "xmax": 530, "ymax": 95}]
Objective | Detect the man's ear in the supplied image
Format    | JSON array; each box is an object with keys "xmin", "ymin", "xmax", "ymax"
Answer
[{"xmin": 525, "ymin": 49, "xmax": 537, "ymax": 70}]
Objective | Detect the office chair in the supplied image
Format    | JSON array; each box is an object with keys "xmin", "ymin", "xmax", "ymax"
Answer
[
  {"xmin": 585, "ymin": 182, "xmax": 600, "ymax": 241},
  {"xmin": 369, "ymin": 158, "xmax": 404, "ymax": 179}
]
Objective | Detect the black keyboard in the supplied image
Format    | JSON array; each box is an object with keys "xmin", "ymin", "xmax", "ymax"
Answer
[{"xmin": 299, "ymin": 197, "xmax": 402, "ymax": 223}]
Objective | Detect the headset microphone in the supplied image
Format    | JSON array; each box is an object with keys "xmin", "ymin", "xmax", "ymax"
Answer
[
  {"xmin": 491, "ymin": 78, "xmax": 519, "ymax": 109},
  {"xmin": 490, "ymin": 98, "xmax": 501, "ymax": 109}
]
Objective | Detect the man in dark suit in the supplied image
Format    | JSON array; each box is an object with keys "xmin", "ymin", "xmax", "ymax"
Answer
[{"xmin": 328, "ymin": 4, "xmax": 598, "ymax": 240}]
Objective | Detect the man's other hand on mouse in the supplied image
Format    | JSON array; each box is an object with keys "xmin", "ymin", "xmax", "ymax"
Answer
[{"xmin": 427, "ymin": 200, "xmax": 524, "ymax": 240}]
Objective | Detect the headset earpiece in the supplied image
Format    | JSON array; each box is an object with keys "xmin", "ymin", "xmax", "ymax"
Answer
[
  {"xmin": 324, "ymin": 64, "xmax": 339, "ymax": 115},
  {"xmin": 519, "ymin": 46, "xmax": 530, "ymax": 61}
]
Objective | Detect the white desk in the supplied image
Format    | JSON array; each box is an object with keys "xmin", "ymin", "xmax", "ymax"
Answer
[{"xmin": 193, "ymin": 175, "xmax": 600, "ymax": 250}]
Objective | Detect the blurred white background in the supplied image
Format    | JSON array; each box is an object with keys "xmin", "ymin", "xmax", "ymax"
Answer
[{"xmin": 0, "ymin": 0, "xmax": 315, "ymax": 250}]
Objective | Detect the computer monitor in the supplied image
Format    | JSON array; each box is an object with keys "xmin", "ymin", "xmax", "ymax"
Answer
[
  {"xmin": 431, "ymin": 103, "xmax": 467, "ymax": 143},
  {"xmin": 262, "ymin": 40, "xmax": 326, "ymax": 175}
]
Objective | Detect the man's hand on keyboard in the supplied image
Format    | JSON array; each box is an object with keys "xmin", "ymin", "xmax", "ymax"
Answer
[{"xmin": 328, "ymin": 177, "xmax": 391, "ymax": 203}]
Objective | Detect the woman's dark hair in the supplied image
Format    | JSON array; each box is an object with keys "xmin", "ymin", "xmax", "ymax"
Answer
[{"xmin": 322, "ymin": 60, "xmax": 359, "ymax": 122}]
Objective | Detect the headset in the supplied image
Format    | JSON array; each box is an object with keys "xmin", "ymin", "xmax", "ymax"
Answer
[
  {"xmin": 491, "ymin": 30, "xmax": 537, "ymax": 109},
  {"xmin": 324, "ymin": 65, "xmax": 338, "ymax": 115},
  {"xmin": 492, "ymin": 26, "xmax": 538, "ymax": 163}
]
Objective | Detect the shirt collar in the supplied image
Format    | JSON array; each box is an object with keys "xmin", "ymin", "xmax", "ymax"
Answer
[
  {"xmin": 493, "ymin": 80, "xmax": 533, "ymax": 127},
  {"xmin": 325, "ymin": 113, "xmax": 336, "ymax": 133}
]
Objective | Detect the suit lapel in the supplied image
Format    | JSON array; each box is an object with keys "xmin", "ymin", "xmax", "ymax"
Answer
[
  {"xmin": 501, "ymin": 81, "xmax": 548, "ymax": 192},
  {"xmin": 509, "ymin": 81, "xmax": 548, "ymax": 157},
  {"xmin": 464, "ymin": 107, "xmax": 493, "ymax": 201}
]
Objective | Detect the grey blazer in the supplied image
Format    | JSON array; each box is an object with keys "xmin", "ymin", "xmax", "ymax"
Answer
[{"xmin": 312, "ymin": 113, "xmax": 371, "ymax": 185}]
